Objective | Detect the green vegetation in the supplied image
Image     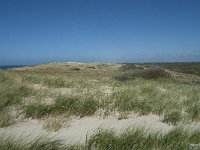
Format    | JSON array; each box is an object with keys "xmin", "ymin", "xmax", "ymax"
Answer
[
  {"xmin": 149, "ymin": 62, "xmax": 200, "ymax": 76},
  {"xmin": 22, "ymin": 75, "xmax": 42, "ymax": 84},
  {"xmin": 24, "ymin": 103, "xmax": 53, "ymax": 118},
  {"xmin": 0, "ymin": 108, "xmax": 14, "ymax": 127},
  {"xmin": 87, "ymin": 127, "xmax": 200, "ymax": 150},
  {"xmin": 25, "ymin": 95, "xmax": 98, "ymax": 118},
  {"xmin": 1, "ymin": 127, "xmax": 200, "ymax": 150},
  {"xmin": 0, "ymin": 71, "xmax": 32, "ymax": 127},
  {"xmin": 163, "ymin": 110, "xmax": 182, "ymax": 125},
  {"xmin": 0, "ymin": 78, "xmax": 31, "ymax": 109},
  {"xmin": 1, "ymin": 62, "xmax": 200, "ymax": 149},
  {"xmin": 114, "ymin": 67, "xmax": 171, "ymax": 81},
  {"xmin": 1, "ymin": 62, "xmax": 200, "ymax": 124},
  {"xmin": 43, "ymin": 77, "xmax": 66, "ymax": 88},
  {"xmin": 0, "ymin": 136, "xmax": 65, "ymax": 150}
]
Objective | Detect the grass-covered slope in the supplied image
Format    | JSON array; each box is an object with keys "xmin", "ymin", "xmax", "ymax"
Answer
[{"xmin": 0, "ymin": 62, "xmax": 200, "ymax": 149}]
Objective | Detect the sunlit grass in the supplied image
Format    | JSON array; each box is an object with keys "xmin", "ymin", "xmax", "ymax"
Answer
[
  {"xmin": 24, "ymin": 95, "xmax": 98, "ymax": 118},
  {"xmin": 87, "ymin": 127, "xmax": 200, "ymax": 150},
  {"xmin": 1, "ymin": 62, "xmax": 200, "ymax": 149}
]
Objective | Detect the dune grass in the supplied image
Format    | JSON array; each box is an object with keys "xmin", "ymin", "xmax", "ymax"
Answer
[
  {"xmin": 0, "ymin": 71, "xmax": 32, "ymax": 127},
  {"xmin": 21, "ymin": 68, "xmax": 200, "ymax": 125},
  {"xmin": 0, "ymin": 107, "xmax": 14, "ymax": 127},
  {"xmin": 24, "ymin": 95, "xmax": 98, "ymax": 118},
  {"xmin": 0, "ymin": 136, "xmax": 65, "ymax": 150},
  {"xmin": 111, "ymin": 78, "xmax": 200, "ymax": 124},
  {"xmin": 1, "ymin": 62, "xmax": 200, "ymax": 125},
  {"xmin": 1, "ymin": 127, "xmax": 200, "ymax": 150},
  {"xmin": 1, "ymin": 62, "xmax": 200, "ymax": 149},
  {"xmin": 43, "ymin": 77, "xmax": 66, "ymax": 88},
  {"xmin": 87, "ymin": 127, "xmax": 200, "ymax": 150},
  {"xmin": 0, "ymin": 77, "xmax": 31, "ymax": 109}
]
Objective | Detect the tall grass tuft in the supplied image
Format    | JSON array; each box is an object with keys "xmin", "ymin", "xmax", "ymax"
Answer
[
  {"xmin": 0, "ymin": 136, "xmax": 65, "ymax": 150},
  {"xmin": 87, "ymin": 127, "xmax": 200, "ymax": 150},
  {"xmin": 0, "ymin": 72, "xmax": 32, "ymax": 109},
  {"xmin": 24, "ymin": 95, "xmax": 98, "ymax": 118},
  {"xmin": 0, "ymin": 108, "xmax": 14, "ymax": 127},
  {"xmin": 163, "ymin": 110, "xmax": 182, "ymax": 125}
]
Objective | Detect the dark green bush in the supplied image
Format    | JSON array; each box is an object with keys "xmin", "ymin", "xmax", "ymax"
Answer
[
  {"xmin": 71, "ymin": 67, "xmax": 81, "ymax": 71},
  {"xmin": 114, "ymin": 67, "xmax": 171, "ymax": 81}
]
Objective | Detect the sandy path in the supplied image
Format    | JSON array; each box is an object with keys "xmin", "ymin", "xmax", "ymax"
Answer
[{"xmin": 0, "ymin": 114, "xmax": 173, "ymax": 144}]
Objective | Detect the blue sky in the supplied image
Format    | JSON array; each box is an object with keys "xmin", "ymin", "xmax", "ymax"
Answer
[{"xmin": 0, "ymin": 0, "xmax": 200, "ymax": 65}]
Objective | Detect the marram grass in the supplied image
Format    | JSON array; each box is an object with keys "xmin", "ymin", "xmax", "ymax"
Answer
[{"xmin": 0, "ymin": 127, "xmax": 200, "ymax": 150}]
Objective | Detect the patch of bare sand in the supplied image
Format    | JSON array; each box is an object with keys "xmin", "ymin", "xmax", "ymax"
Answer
[
  {"xmin": 0, "ymin": 114, "xmax": 174, "ymax": 144},
  {"xmin": 32, "ymin": 84, "xmax": 46, "ymax": 90},
  {"xmin": 52, "ymin": 88, "xmax": 73, "ymax": 95},
  {"xmin": 100, "ymin": 85, "xmax": 113, "ymax": 96}
]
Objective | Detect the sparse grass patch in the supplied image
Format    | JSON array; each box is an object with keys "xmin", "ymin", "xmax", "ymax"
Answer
[
  {"xmin": 111, "ymin": 78, "xmax": 199, "ymax": 122},
  {"xmin": 0, "ymin": 135, "xmax": 65, "ymax": 150},
  {"xmin": 43, "ymin": 115, "xmax": 68, "ymax": 132},
  {"xmin": 118, "ymin": 112, "xmax": 128, "ymax": 120},
  {"xmin": 163, "ymin": 110, "xmax": 182, "ymax": 125},
  {"xmin": 22, "ymin": 75, "xmax": 42, "ymax": 84},
  {"xmin": 0, "ymin": 82, "xmax": 31, "ymax": 109},
  {"xmin": 0, "ymin": 108, "xmax": 14, "ymax": 127},
  {"xmin": 43, "ymin": 77, "xmax": 66, "ymax": 88}
]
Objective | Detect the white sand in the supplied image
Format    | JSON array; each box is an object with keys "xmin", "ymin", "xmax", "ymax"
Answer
[{"xmin": 0, "ymin": 114, "xmax": 174, "ymax": 144}]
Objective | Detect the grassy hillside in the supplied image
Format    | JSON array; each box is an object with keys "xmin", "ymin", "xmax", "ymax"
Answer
[{"xmin": 0, "ymin": 62, "xmax": 200, "ymax": 149}]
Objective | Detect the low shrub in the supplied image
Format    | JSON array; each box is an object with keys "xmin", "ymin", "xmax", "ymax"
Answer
[
  {"xmin": 71, "ymin": 67, "xmax": 81, "ymax": 71},
  {"xmin": 114, "ymin": 67, "xmax": 171, "ymax": 81}
]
